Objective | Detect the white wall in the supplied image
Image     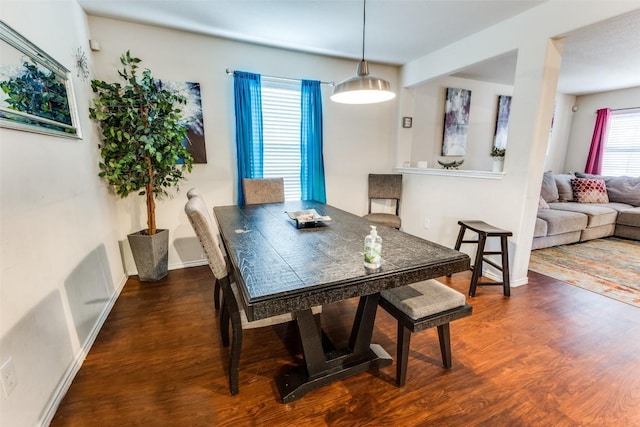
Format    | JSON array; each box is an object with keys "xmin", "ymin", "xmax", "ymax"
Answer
[
  {"xmin": 545, "ymin": 93, "xmax": 577, "ymax": 173},
  {"xmin": 564, "ymin": 86, "xmax": 640, "ymax": 173},
  {"xmin": 87, "ymin": 17, "xmax": 399, "ymax": 275},
  {"xmin": 0, "ymin": 2, "xmax": 126, "ymax": 426},
  {"xmin": 408, "ymin": 76, "xmax": 514, "ymax": 171},
  {"xmin": 397, "ymin": 1, "xmax": 639, "ymax": 286}
]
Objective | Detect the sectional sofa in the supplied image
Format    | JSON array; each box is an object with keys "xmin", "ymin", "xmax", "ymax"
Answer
[{"xmin": 532, "ymin": 171, "xmax": 640, "ymax": 250}]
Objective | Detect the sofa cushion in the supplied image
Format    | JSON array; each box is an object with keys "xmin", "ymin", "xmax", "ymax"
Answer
[
  {"xmin": 532, "ymin": 231, "xmax": 581, "ymax": 250},
  {"xmin": 533, "ymin": 217, "xmax": 548, "ymax": 237},
  {"xmin": 538, "ymin": 196, "xmax": 550, "ymax": 209},
  {"xmin": 540, "ymin": 171, "xmax": 559, "ymax": 203},
  {"xmin": 617, "ymin": 207, "xmax": 640, "ymax": 227},
  {"xmin": 536, "ymin": 208, "xmax": 588, "ymax": 235},
  {"xmin": 592, "ymin": 202, "xmax": 634, "ymax": 212},
  {"xmin": 576, "ymin": 173, "xmax": 640, "ymax": 207},
  {"xmin": 549, "ymin": 202, "xmax": 618, "ymax": 228},
  {"xmin": 615, "ymin": 224, "xmax": 640, "ymax": 240},
  {"xmin": 554, "ymin": 173, "xmax": 575, "ymax": 202},
  {"xmin": 580, "ymin": 224, "xmax": 616, "ymax": 241},
  {"xmin": 570, "ymin": 178, "xmax": 609, "ymax": 203}
]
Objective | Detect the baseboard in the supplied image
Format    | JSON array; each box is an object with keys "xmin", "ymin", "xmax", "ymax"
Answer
[
  {"xmin": 39, "ymin": 272, "xmax": 129, "ymax": 427},
  {"xmin": 171, "ymin": 259, "xmax": 208, "ymax": 270},
  {"xmin": 125, "ymin": 258, "xmax": 208, "ymax": 276},
  {"xmin": 483, "ymin": 269, "xmax": 528, "ymax": 287}
]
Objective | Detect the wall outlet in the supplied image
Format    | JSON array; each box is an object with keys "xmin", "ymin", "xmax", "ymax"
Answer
[
  {"xmin": 423, "ymin": 218, "xmax": 431, "ymax": 229},
  {"xmin": 0, "ymin": 357, "xmax": 17, "ymax": 398}
]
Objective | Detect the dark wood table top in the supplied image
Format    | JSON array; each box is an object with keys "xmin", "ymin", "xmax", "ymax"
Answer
[{"xmin": 213, "ymin": 201, "xmax": 470, "ymax": 321}]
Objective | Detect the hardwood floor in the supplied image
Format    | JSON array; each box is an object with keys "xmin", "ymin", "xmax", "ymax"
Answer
[{"xmin": 51, "ymin": 266, "xmax": 640, "ymax": 426}]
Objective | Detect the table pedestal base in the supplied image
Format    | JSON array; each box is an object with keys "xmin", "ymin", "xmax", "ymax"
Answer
[{"xmin": 275, "ymin": 344, "xmax": 392, "ymax": 403}]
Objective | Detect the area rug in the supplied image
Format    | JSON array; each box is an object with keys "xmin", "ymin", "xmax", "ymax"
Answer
[{"xmin": 529, "ymin": 237, "xmax": 640, "ymax": 308}]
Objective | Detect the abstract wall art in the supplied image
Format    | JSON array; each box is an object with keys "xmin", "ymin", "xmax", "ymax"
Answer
[
  {"xmin": 493, "ymin": 95, "xmax": 512, "ymax": 150},
  {"xmin": 442, "ymin": 87, "xmax": 471, "ymax": 156},
  {"xmin": 158, "ymin": 80, "xmax": 207, "ymax": 163}
]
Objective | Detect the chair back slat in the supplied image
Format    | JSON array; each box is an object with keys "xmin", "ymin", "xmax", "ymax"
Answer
[
  {"xmin": 368, "ymin": 174, "xmax": 402, "ymax": 200},
  {"xmin": 243, "ymin": 178, "xmax": 285, "ymax": 204},
  {"xmin": 185, "ymin": 197, "xmax": 227, "ymax": 280}
]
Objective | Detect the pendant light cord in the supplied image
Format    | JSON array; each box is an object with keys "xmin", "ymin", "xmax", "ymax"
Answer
[{"xmin": 361, "ymin": 0, "xmax": 366, "ymax": 61}]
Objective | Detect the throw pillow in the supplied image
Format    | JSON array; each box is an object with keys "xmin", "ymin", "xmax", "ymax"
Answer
[
  {"xmin": 538, "ymin": 196, "xmax": 550, "ymax": 209},
  {"xmin": 540, "ymin": 171, "xmax": 559, "ymax": 203},
  {"xmin": 570, "ymin": 178, "xmax": 609, "ymax": 203},
  {"xmin": 575, "ymin": 173, "xmax": 640, "ymax": 207},
  {"xmin": 554, "ymin": 173, "xmax": 575, "ymax": 202}
]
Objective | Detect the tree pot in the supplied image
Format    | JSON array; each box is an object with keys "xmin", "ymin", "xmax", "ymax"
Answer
[{"xmin": 127, "ymin": 229, "xmax": 169, "ymax": 281}]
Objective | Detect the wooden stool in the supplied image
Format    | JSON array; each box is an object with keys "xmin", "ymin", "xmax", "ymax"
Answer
[
  {"xmin": 379, "ymin": 279, "xmax": 473, "ymax": 387},
  {"xmin": 453, "ymin": 220, "xmax": 512, "ymax": 297}
]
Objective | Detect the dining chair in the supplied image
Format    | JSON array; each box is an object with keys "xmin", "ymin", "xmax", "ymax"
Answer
[
  {"xmin": 185, "ymin": 196, "xmax": 320, "ymax": 395},
  {"xmin": 186, "ymin": 188, "xmax": 223, "ymax": 310},
  {"xmin": 378, "ymin": 279, "xmax": 472, "ymax": 386},
  {"xmin": 242, "ymin": 177, "xmax": 285, "ymax": 204},
  {"xmin": 362, "ymin": 174, "xmax": 402, "ymax": 229}
]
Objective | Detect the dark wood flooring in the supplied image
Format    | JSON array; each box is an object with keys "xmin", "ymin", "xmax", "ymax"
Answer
[{"xmin": 51, "ymin": 266, "xmax": 640, "ymax": 426}]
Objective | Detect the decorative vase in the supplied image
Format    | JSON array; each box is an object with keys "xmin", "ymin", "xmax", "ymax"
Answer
[
  {"xmin": 492, "ymin": 157, "xmax": 504, "ymax": 172},
  {"xmin": 127, "ymin": 229, "xmax": 169, "ymax": 281}
]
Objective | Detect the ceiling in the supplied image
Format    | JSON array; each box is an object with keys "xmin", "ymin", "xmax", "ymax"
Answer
[{"xmin": 77, "ymin": 0, "xmax": 640, "ymax": 96}]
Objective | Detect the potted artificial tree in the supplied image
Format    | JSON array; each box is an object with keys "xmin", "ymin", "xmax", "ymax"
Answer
[
  {"xmin": 89, "ymin": 51, "xmax": 193, "ymax": 281},
  {"xmin": 491, "ymin": 147, "xmax": 506, "ymax": 172}
]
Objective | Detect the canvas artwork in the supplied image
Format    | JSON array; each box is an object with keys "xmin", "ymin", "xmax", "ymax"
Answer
[
  {"xmin": 493, "ymin": 95, "xmax": 512, "ymax": 150},
  {"xmin": 158, "ymin": 80, "xmax": 207, "ymax": 163},
  {"xmin": 442, "ymin": 87, "xmax": 471, "ymax": 156}
]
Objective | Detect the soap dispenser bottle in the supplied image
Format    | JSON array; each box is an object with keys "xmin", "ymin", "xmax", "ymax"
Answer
[{"xmin": 364, "ymin": 225, "xmax": 382, "ymax": 271}]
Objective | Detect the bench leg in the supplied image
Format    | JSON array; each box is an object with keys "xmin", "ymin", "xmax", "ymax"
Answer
[
  {"xmin": 500, "ymin": 236, "xmax": 511, "ymax": 297},
  {"xmin": 220, "ymin": 300, "xmax": 230, "ymax": 347},
  {"xmin": 469, "ymin": 234, "xmax": 486, "ymax": 297},
  {"xmin": 447, "ymin": 225, "xmax": 467, "ymax": 278},
  {"xmin": 214, "ymin": 279, "xmax": 221, "ymax": 310},
  {"xmin": 396, "ymin": 323, "xmax": 412, "ymax": 387},
  {"xmin": 437, "ymin": 323, "xmax": 452, "ymax": 368}
]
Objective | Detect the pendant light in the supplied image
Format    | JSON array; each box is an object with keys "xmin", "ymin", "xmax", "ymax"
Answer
[{"xmin": 331, "ymin": 0, "xmax": 395, "ymax": 104}]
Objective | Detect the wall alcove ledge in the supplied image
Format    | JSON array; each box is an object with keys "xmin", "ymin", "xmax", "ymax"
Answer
[{"xmin": 396, "ymin": 167, "xmax": 506, "ymax": 180}]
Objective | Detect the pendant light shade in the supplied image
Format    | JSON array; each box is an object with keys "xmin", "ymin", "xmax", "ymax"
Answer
[
  {"xmin": 331, "ymin": 0, "xmax": 395, "ymax": 104},
  {"xmin": 331, "ymin": 60, "xmax": 395, "ymax": 104}
]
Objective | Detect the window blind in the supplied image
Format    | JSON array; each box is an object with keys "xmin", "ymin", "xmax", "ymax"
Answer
[
  {"xmin": 261, "ymin": 79, "xmax": 302, "ymax": 200},
  {"xmin": 602, "ymin": 109, "xmax": 640, "ymax": 176}
]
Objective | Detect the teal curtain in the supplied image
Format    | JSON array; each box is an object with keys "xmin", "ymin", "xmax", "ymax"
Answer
[
  {"xmin": 233, "ymin": 71, "xmax": 263, "ymax": 205},
  {"xmin": 300, "ymin": 80, "xmax": 326, "ymax": 203}
]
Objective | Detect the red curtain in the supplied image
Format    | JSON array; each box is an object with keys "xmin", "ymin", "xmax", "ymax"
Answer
[{"xmin": 584, "ymin": 108, "xmax": 611, "ymax": 174}]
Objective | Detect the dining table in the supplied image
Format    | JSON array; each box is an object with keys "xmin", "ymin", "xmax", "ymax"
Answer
[{"xmin": 213, "ymin": 200, "xmax": 470, "ymax": 403}]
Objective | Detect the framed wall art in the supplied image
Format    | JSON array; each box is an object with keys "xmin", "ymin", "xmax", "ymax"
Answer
[
  {"xmin": 0, "ymin": 21, "xmax": 81, "ymax": 139},
  {"xmin": 493, "ymin": 94, "xmax": 512, "ymax": 150},
  {"xmin": 158, "ymin": 80, "xmax": 207, "ymax": 163},
  {"xmin": 442, "ymin": 87, "xmax": 471, "ymax": 156}
]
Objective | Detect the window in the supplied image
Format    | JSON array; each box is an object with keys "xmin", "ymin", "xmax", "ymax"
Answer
[
  {"xmin": 261, "ymin": 78, "xmax": 301, "ymax": 200},
  {"xmin": 602, "ymin": 109, "xmax": 640, "ymax": 176}
]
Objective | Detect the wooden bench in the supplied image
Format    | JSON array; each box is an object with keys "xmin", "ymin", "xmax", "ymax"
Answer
[
  {"xmin": 379, "ymin": 279, "xmax": 472, "ymax": 386},
  {"xmin": 453, "ymin": 220, "xmax": 512, "ymax": 297}
]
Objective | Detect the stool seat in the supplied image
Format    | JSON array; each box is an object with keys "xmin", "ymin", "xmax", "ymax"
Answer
[
  {"xmin": 455, "ymin": 220, "xmax": 513, "ymax": 237},
  {"xmin": 453, "ymin": 220, "xmax": 512, "ymax": 297},
  {"xmin": 379, "ymin": 279, "xmax": 472, "ymax": 386},
  {"xmin": 381, "ymin": 279, "xmax": 466, "ymax": 319}
]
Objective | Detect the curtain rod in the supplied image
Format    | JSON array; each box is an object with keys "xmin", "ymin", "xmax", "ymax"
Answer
[
  {"xmin": 593, "ymin": 107, "xmax": 640, "ymax": 113},
  {"xmin": 225, "ymin": 68, "xmax": 334, "ymax": 86}
]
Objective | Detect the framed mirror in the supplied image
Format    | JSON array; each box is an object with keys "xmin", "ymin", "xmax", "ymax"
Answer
[{"xmin": 0, "ymin": 21, "xmax": 81, "ymax": 139}]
